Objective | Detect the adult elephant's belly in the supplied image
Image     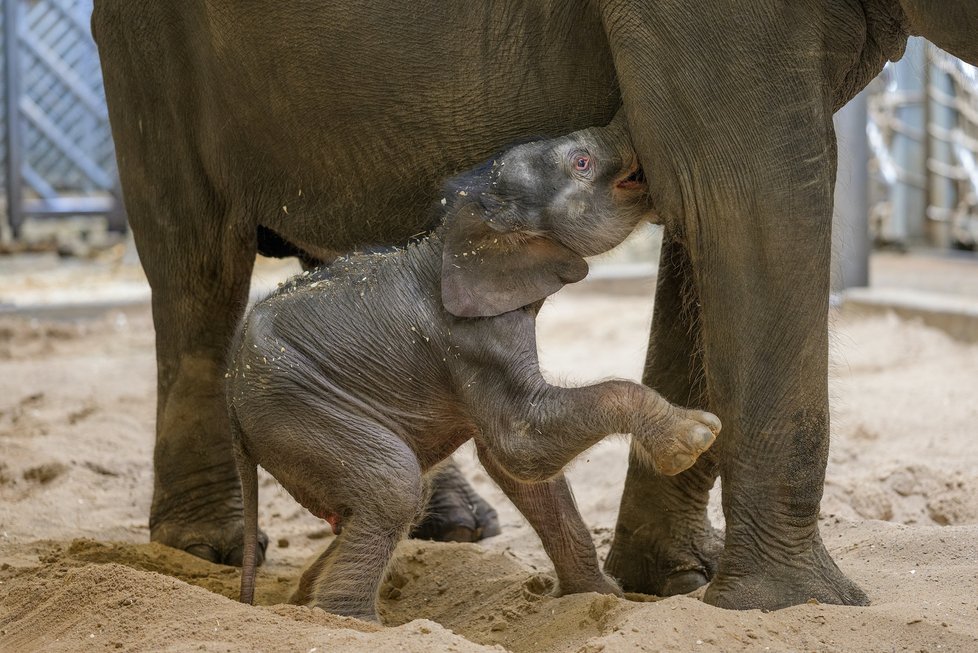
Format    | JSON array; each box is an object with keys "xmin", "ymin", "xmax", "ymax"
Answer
[{"xmin": 193, "ymin": 1, "xmax": 621, "ymax": 257}]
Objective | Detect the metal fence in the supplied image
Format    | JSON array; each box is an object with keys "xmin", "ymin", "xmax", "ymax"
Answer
[
  {"xmin": 868, "ymin": 38, "xmax": 978, "ymax": 250},
  {"xmin": 2, "ymin": 0, "xmax": 122, "ymax": 242}
]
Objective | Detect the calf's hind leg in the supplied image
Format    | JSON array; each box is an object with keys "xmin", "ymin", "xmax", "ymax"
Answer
[{"xmin": 289, "ymin": 426, "xmax": 425, "ymax": 621}]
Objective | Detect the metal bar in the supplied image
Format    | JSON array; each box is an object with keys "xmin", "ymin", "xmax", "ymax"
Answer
[
  {"xmin": 20, "ymin": 96, "xmax": 114, "ymax": 188},
  {"xmin": 104, "ymin": 200, "xmax": 127, "ymax": 232},
  {"xmin": 21, "ymin": 194, "xmax": 115, "ymax": 215},
  {"xmin": 19, "ymin": 30, "xmax": 105, "ymax": 115},
  {"xmin": 890, "ymin": 37, "xmax": 929, "ymax": 244},
  {"xmin": 927, "ymin": 48, "xmax": 958, "ymax": 248},
  {"xmin": 923, "ymin": 46, "xmax": 932, "ymax": 221},
  {"xmin": 832, "ymin": 90, "xmax": 870, "ymax": 291},
  {"xmin": 3, "ymin": 0, "xmax": 23, "ymax": 238}
]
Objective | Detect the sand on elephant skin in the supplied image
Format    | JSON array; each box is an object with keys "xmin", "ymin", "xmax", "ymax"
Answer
[{"xmin": 2, "ymin": 273, "xmax": 978, "ymax": 652}]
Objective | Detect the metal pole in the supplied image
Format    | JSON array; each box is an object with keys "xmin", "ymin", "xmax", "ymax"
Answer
[
  {"xmin": 922, "ymin": 42, "xmax": 932, "ymax": 241},
  {"xmin": 3, "ymin": 0, "xmax": 23, "ymax": 238},
  {"xmin": 832, "ymin": 89, "xmax": 871, "ymax": 291},
  {"xmin": 890, "ymin": 37, "xmax": 928, "ymax": 245},
  {"xmin": 927, "ymin": 53, "xmax": 959, "ymax": 249}
]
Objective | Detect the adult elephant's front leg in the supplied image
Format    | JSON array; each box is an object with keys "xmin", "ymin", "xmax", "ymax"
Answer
[
  {"xmin": 150, "ymin": 286, "xmax": 259, "ymax": 565},
  {"xmin": 600, "ymin": 2, "xmax": 868, "ymax": 609},
  {"xmin": 141, "ymin": 217, "xmax": 265, "ymax": 565},
  {"xmin": 605, "ymin": 235, "xmax": 722, "ymax": 596},
  {"xmin": 97, "ymin": 8, "xmax": 267, "ymax": 566},
  {"xmin": 694, "ymin": 192, "xmax": 867, "ymax": 609}
]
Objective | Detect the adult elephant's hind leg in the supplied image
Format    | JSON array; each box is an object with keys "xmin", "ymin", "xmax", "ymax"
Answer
[
  {"xmin": 604, "ymin": 235, "xmax": 721, "ymax": 596},
  {"xmin": 410, "ymin": 460, "xmax": 501, "ymax": 542}
]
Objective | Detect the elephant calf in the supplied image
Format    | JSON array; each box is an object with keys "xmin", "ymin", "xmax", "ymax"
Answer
[{"xmin": 228, "ymin": 114, "xmax": 721, "ymax": 621}]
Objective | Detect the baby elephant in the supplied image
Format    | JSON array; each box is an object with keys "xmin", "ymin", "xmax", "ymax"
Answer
[{"xmin": 228, "ymin": 113, "xmax": 720, "ymax": 621}]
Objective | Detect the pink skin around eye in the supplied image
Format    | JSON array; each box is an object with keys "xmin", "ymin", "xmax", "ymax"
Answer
[{"xmin": 574, "ymin": 154, "xmax": 591, "ymax": 172}]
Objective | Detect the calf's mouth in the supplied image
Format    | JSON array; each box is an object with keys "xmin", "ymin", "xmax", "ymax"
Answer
[{"xmin": 615, "ymin": 160, "xmax": 647, "ymax": 191}]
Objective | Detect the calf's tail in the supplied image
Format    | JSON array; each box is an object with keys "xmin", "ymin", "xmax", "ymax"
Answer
[{"xmin": 231, "ymin": 412, "xmax": 259, "ymax": 605}]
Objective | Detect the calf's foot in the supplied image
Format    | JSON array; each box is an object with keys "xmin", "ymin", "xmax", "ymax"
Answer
[
  {"xmin": 636, "ymin": 409, "xmax": 721, "ymax": 476},
  {"xmin": 555, "ymin": 571, "xmax": 623, "ymax": 597}
]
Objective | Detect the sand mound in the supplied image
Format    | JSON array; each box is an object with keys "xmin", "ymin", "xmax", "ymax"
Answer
[
  {"xmin": 3, "ymin": 526, "xmax": 978, "ymax": 652},
  {"xmin": 0, "ymin": 557, "xmax": 490, "ymax": 653}
]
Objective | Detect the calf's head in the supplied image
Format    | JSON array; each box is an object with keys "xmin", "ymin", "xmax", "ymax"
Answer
[{"xmin": 441, "ymin": 115, "xmax": 651, "ymax": 318}]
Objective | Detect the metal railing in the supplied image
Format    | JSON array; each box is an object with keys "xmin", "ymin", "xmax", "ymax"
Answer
[
  {"xmin": 1, "ymin": 0, "xmax": 122, "ymax": 242},
  {"xmin": 868, "ymin": 38, "xmax": 978, "ymax": 250}
]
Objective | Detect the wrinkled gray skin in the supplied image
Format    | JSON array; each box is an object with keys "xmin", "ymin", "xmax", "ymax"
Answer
[
  {"xmin": 228, "ymin": 119, "xmax": 721, "ymax": 621},
  {"xmin": 92, "ymin": 1, "xmax": 978, "ymax": 610}
]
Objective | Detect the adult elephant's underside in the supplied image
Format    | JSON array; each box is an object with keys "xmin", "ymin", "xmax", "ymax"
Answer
[{"xmin": 92, "ymin": 0, "xmax": 978, "ymax": 610}]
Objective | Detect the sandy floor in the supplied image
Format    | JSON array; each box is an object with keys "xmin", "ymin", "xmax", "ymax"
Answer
[{"xmin": 2, "ymin": 270, "xmax": 978, "ymax": 652}]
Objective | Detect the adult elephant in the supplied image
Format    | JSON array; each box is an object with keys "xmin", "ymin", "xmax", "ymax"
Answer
[{"xmin": 92, "ymin": 1, "xmax": 978, "ymax": 609}]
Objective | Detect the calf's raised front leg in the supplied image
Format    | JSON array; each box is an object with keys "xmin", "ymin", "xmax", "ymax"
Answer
[
  {"xmin": 480, "ymin": 377, "xmax": 718, "ymax": 485},
  {"xmin": 459, "ymin": 312, "xmax": 719, "ymax": 485}
]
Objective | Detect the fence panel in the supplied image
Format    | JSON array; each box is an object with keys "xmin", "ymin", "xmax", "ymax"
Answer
[
  {"xmin": 868, "ymin": 38, "xmax": 978, "ymax": 251},
  {"xmin": 1, "ymin": 0, "xmax": 121, "ymax": 242}
]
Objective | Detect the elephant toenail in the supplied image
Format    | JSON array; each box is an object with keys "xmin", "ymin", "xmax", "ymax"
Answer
[
  {"xmin": 668, "ymin": 453, "xmax": 692, "ymax": 474},
  {"xmin": 661, "ymin": 569, "xmax": 710, "ymax": 596},
  {"xmin": 185, "ymin": 543, "xmax": 221, "ymax": 563},
  {"xmin": 693, "ymin": 425, "xmax": 716, "ymax": 449},
  {"xmin": 695, "ymin": 411, "xmax": 722, "ymax": 434}
]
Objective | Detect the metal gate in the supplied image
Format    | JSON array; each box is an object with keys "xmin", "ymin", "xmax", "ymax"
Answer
[
  {"xmin": 867, "ymin": 38, "xmax": 978, "ymax": 250},
  {"xmin": 2, "ymin": 0, "xmax": 122, "ymax": 242}
]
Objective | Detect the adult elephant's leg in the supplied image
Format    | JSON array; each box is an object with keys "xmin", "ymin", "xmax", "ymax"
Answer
[
  {"xmin": 146, "ymin": 229, "xmax": 262, "ymax": 564},
  {"xmin": 600, "ymin": 2, "xmax": 868, "ymax": 608},
  {"xmin": 137, "ymin": 188, "xmax": 260, "ymax": 562},
  {"xmin": 96, "ymin": 20, "xmax": 262, "ymax": 564},
  {"xmin": 410, "ymin": 461, "xmax": 500, "ymax": 542},
  {"xmin": 604, "ymin": 234, "xmax": 721, "ymax": 596}
]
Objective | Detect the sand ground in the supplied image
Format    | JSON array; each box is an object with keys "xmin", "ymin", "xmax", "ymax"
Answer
[{"xmin": 1, "ymin": 262, "xmax": 978, "ymax": 652}]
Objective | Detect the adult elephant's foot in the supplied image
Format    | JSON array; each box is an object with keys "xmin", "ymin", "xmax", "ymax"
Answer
[
  {"xmin": 604, "ymin": 515, "xmax": 722, "ymax": 596},
  {"xmin": 604, "ymin": 445, "xmax": 721, "ymax": 596},
  {"xmin": 704, "ymin": 534, "xmax": 868, "ymax": 609},
  {"xmin": 153, "ymin": 518, "xmax": 268, "ymax": 566},
  {"xmin": 411, "ymin": 461, "xmax": 500, "ymax": 542},
  {"xmin": 149, "ymin": 350, "xmax": 271, "ymax": 566},
  {"xmin": 150, "ymin": 480, "xmax": 268, "ymax": 566}
]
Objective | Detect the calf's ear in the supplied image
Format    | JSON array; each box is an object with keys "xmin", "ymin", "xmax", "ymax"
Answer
[{"xmin": 441, "ymin": 203, "xmax": 588, "ymax": 318}]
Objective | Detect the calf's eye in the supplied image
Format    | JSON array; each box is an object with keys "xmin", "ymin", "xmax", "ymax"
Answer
[{"xmin": 572, "ymin": 153, "xmax": 591, "ymax": 172}]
